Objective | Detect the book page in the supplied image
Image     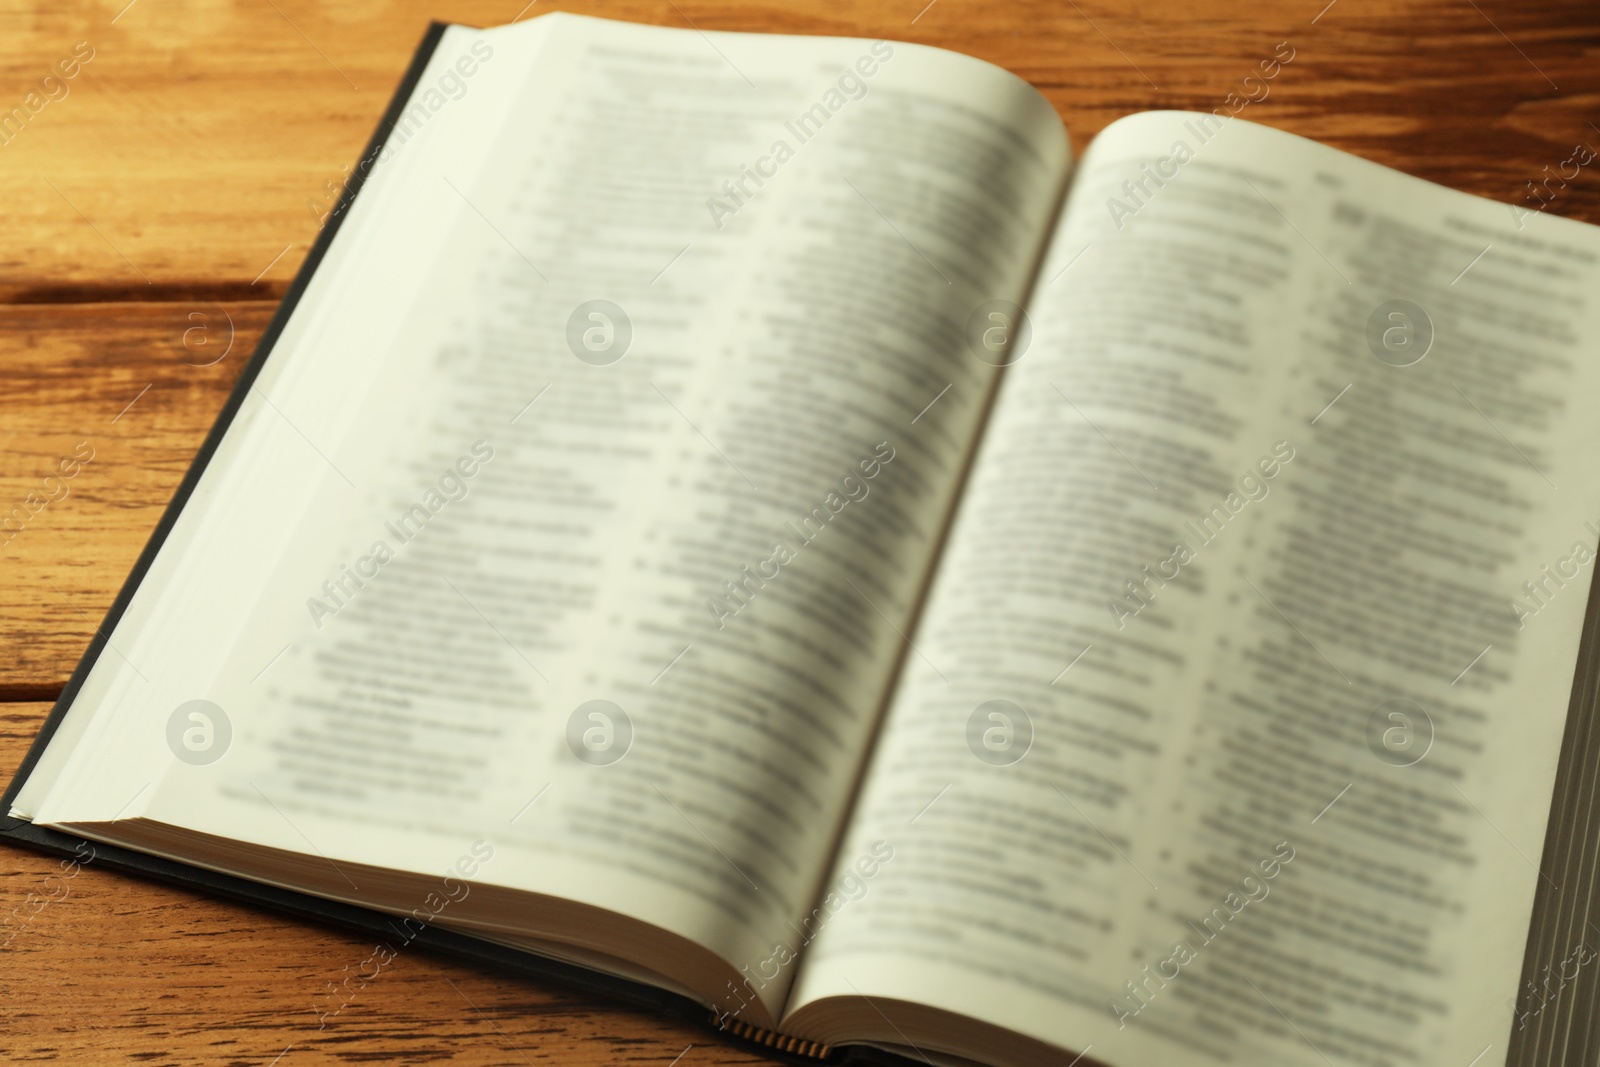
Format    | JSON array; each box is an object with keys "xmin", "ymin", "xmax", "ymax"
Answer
[
  {"xmin": 787, "ymin": 111, "xmax": 1600, "ymax": 1066},
  {"xmin": 22, "ymin": 13, "xmax": 1069, "ymax": 1019}
]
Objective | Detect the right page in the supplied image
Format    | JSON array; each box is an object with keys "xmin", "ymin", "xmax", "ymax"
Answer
[{"xmin": 785, "ymin": 111, "xmax": 1600, "ymax": 1067}]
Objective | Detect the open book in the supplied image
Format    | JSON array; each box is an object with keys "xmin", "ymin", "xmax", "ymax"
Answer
[{"xmin": 9, "ymin": 13, "xmax": 1600, "ymax": 1067}]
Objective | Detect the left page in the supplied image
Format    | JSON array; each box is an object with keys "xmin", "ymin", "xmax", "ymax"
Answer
[{"xmin": 12, "ymin": 13, "xmax": 1070, "ymax": 1021}]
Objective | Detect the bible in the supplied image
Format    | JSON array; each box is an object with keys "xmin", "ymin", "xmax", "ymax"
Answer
[{"xmin": 8, "ymin": 12, "xmax": 1600, "ymax": 1067}]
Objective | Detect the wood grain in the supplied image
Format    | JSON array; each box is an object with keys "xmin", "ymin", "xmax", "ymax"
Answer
[
  {"xmin": 1, "ymin": 0, "xmax": 1597, "ymax": 1063},
  {"xmin": 0, "ymin": 0, "xmax": 1596, "ymax": 301},
  {"xmin": 0, "ymin": 301, "xmax": 269, "ymax": 696}
]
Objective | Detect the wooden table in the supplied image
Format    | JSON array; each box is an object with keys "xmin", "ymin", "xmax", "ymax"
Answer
[{"xmin": 2, "ymin": 0, "xmax": 1596, "ymax": 1062}]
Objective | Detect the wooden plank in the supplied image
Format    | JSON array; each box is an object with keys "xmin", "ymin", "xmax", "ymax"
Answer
[
  {"xmin": 0, "ymin": 301, "xmax": 267, "ymax": 695},
  {"xmin": 0, "ymin": 701, "xmax": 766, "ymax": 1065},
  {"xmin": 0, "ymin": 0, "xmax": 1595, "ymax": 298}
]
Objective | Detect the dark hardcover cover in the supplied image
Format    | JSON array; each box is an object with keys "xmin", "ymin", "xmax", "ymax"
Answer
[{"xmin": 0, "ymin": 21, "xmax": 898, "ymax": 1067}]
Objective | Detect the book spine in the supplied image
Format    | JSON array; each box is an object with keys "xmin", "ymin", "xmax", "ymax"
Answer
[{"xmin": 712, "ymin": 1014, "xmax": 835, "ymax": 1061}]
